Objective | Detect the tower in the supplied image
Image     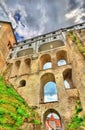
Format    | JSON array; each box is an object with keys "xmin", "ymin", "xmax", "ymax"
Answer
[
  {"xmin": 4, "ymin": 22, "xmax": 85, "ymax": 130},
  {"xmin": 0, "ymin": 21, "xmax": 16, "ymax": 72}
]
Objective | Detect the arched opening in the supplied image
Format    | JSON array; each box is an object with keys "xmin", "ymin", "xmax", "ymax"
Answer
[
  {"xmin": 63, "ymin": 68, "xmax": 75, "ymax": 89},
  {"xmin": 17, "ymin": 48, "xmax": 33, "ymax": 57},
  {"xmin": 56, "ymin": 50, "xmax": 67, "ymax": 66},
  {"xmin": 40, "ymin": 73, "xmax": 58, "ymax": 103},
  {"xmin": 43, "ymin": 62, "xmax": 52, "ymax": 70},
  {"xmin": 19, "ymin": 80, "xmax": 26, "ymax": 87},
  {"xmin": 44, "ymin": 82, "xmax": 58, "ymax": 102},
  {"xmin": 14, "ymin": 60, "xmax": 21, "ymax": 76},
  {"xmin": 39, "ymin": 54, "xmax": 52, "ymax": 70},
  {"xmin": 24, "ymin": 58, "xmax": 31, "ymax": 74},
  {"xmin": 39, "ymin": 40, "xmax": 64, "ymax": 52},
  {"xmin": 43, "ymin": 109, "xmax": 62, "ymax": 130}
]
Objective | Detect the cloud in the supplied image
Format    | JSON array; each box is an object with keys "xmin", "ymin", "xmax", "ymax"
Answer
[
  {"xmin": 44, "ymin": 94, "xmax": 58, "ymax": 102},
  {"xmin": 67, "ymin": 0, "xmax": 80, "ymax": 11},
  {"xmin": 65, "ymin": 8, "xmax": 85, "ymax": 23}
]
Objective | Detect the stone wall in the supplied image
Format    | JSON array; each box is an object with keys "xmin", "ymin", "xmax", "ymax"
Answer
[
  {"xmin": 5, "ymin": 40, "xmax": 80, "ymax": 130},
  {"xmin": 0, "ymin": 22, "xmax": 16, "ymax": 72}
]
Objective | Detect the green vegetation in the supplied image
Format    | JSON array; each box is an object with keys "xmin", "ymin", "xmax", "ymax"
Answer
[
  {"xmin": 0, "ymin": 76, "xmax": 41, "ymax": 130},
  {"xmin": 67, "ymin": 100, "xmax": 85, "ymax": 130},
  {"xmin": 68, "ymin": 31, "xmax": 85, "ymax": 56}
]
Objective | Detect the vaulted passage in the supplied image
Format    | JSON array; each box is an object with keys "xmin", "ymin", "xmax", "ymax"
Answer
[
  {"xmin": 63, "ymin": 68, "xmax": 75, "ymax": 89},
  {"xmin": 14, "ymin": 60, "xmax": 21, "ymax": 76},
  {"xmin": 24, "ymin": 58, "xmax": 31, "ymax": 74},
  {"xmin": 39, "ymin": 54, "xmax": 52, "ymax": 70},
  {"xmin": 56, "ymin": 50, "xmax": 67, "ymax": 66},
  {"xmin": 43, "ymin": 109, "xmax": 62, "ymax": 130},
  {"xmin": 40, "ymin": 73, "xmax": 58, "ymax": 103},
  {"xmin": 39, "ymin": 40, "xmax": 64, "ymax": 52},
  {"xmin": 17, "ymin": 48, "xmax": 33, "ymax": 57}
]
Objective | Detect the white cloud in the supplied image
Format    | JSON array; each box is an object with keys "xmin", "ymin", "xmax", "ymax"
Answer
[
  {"xmin": 65, "ymin": 8, "xmax": 85, "ymax": 23},
  {"xmin": 44, "ymin": 94, "xmax": 58, "ymax": 102}
]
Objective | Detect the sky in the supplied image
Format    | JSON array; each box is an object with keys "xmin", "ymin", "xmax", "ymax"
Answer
[{"xmin": 0, "ymin": 0, "xmax": 85, "ymax": 42}]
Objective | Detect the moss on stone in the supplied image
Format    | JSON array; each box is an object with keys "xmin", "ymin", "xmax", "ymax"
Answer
[
  {"xmin": 0, "ymin": 76, "xmax": 41, "ymax": 130},
  {"xmin": 67, "ymin": 100, "xmax": 85, "ymax": 130},
  {"xmin": 68, "ymin": 31, "xmax": 85, "ymax": 57}
]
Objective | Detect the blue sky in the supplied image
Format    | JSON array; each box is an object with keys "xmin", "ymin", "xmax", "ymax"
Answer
[
  {"xmin": 0, "ymin": 0, "xmax": 85, "ymax": 42},
  {"xmin": 44, "ymin": 82, "xmax": 58, "ymax": 102}
]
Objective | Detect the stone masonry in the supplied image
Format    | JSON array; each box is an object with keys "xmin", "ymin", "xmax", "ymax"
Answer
[{"xmin": 2, "ymin": 22, "xmax": 85, "ymax": 130}]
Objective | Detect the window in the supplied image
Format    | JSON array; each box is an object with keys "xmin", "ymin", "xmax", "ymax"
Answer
[
  {"xmin": 43, "ymin": 62, "xmax": 52, "ymax": 70},
  {"xmin": 44, "ymin": 82, "xmax": 58, "ymax": 102},
  {"xmin": 40, "ymin": 73, "xmax": 58, "ymax": 103},
  {"xmin": 63, "ymin": 68, "xmax": 75, "ymax": 89},
  {"xmin": 39, "ymin": 54, "xmax": 52, "ymax": 70},
  {"xmin": 57, "ymin": 59, "xmax": 66, "ymax": 66},
  {"xmin": 42, "ymin": 39, "xmax": 45, "ymax": 42},
  {"xmin": 56, "ymin": 50, "xmax": 67, "ymax": 66},
  {"xmin": 19, "ymin": 80, "xmax": 26, "ymax": 87}
]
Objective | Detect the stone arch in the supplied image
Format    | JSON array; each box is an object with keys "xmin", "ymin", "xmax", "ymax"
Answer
[
  {"xmin": 39, "ymin": 54, "xmax": 52, "ymax": 70},
  {"xmin": 63, "ymin": 68, "xmax": 75, "ymax": 89},
  {"xmin": 40, "ymin": 73, "xmax": 58, "ymax": 103},
  {"xmin": 19, "ymin": 79, "xmax": 26, "ymax": 87},
  {"xmin": 43, "ymin": 109, "xmax": 62, "ymax": 130},
  {"xmin": 24, "ymin": 58, "xmax": 31, "ymax": 74},
  {"xmin": 39, "ymin": 40, "xmax": 64, "ymax": 52},
  {"xmin": 11, "ymin": 60, "xmax": 21, "ymax": 77},
  {"xmin": 56, "ymin": 50, "xmax": 67, "ymax": 66},
  {"xmin": 17, "ymin": 48, "xmax": 33, "ymax": 57}
]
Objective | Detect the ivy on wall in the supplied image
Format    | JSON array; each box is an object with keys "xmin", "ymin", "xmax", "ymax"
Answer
[
  {"xmin": 68, "ymin": 31, "xmax": 85, "ymax": 56},
  {"xmin": 67, "ymin": 100, "xmax": 85, "ymax": 130}
]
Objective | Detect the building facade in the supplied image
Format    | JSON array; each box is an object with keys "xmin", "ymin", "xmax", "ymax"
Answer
[
  {"xmin": 3, "ymin": 22, "xmax": 85, "ymax": 130},
  {"xmin": 0, "ymin": 21, "xmax": 16, "ymax": 72}
]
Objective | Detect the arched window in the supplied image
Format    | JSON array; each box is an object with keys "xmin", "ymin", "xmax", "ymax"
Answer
[
  {"xmin": 43, "ymin": 62, "xmax": 52, "ymax": 70},
  {"xmin": 57, "ymin": 59, "xmax": 66, "ymax": 66},
  {"xmin": 43, "ymin": 109, "xmax": 62, "ymax": 130},
  {"xmin": 44, "ymin": 82, "xmax": 58, "ymax": 102},
  {"xmin": 39, "ymin": 54, "xmax": 52, "ymax": 70},
  {"xmin": 63, "ymin": 68, "xmax": 75, "ymax": 89},
  {"xmin": 40, "ymin": 73, "xmax": 58, "ymax": 103},
  {"xmin": 56, "ymin": 50, "xmax": 67, "ymax": 66},
  {"xmin": 64, "ymin": 80, "xmax": 70, "ymax": 89},
  {"xmin": 19, "ymin": 80, "xmax": 26, "ymax": 87}
]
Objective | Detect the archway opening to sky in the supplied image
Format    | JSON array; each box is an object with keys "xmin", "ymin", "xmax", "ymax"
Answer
[
  {"xmin": 44, "ymin": 81, "xmax": 58, "ymax": 102},
  {"xmin": 63, "ymin": 68, "xmax": 75, "ymax": 89},
  {"xmin": 44, "ymin": 109, "xmax": 62, "ymax": 130},
  {"xmin": 56, "ymin": 50, "xmax": 67, "ymax": 66},
  {"xmin": 43, "ymin": 62, "xmax": 52, "ymax": 70},
  {"xmin": 57, "ymin": 59, "xmax": 66, "ymax": 66},
  {"xmin": 40, "ymin": 73, "xmax": 58, "ymax": 103},
  {"xmin": 39, "ymin": 54, "xmax": 52, "ymax": 70}
]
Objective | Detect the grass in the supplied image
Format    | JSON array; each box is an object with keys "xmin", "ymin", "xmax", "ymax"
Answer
[{"xmin": 0, "ymin": 76, "xmax": 41, "ymax": 130}]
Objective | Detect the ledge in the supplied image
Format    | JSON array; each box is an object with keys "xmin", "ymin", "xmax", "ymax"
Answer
[{"xmin": 66, "ymin": 88, "xmax": 79, "ymax": 99}]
